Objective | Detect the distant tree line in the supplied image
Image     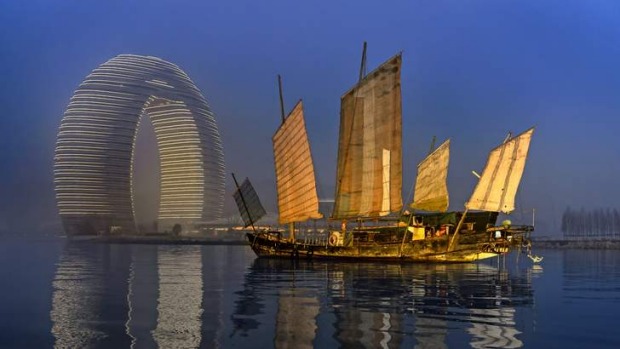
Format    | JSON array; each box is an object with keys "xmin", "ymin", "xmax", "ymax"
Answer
[{"xmin": 562, "ymin": 207, "xmax": 620, "ymax": 240}]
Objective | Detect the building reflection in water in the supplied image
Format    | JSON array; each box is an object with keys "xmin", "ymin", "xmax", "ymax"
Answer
[
  {"xmin": 125, "ymin": 245, "xmax": 159, "ymax": 348},
  {"xmin": 51, "ymin": 243, "xmax": 535, "ymax": 348},
  {"xmin": 50, "ymin": 243, "xmax": 132, "ymax": 348},
  {"xmin": 51, "ymin": 243, "xmax": 218, "ymax": 348},
  {"xmin": 151, "ymin": 246, "xmax": 203, "ymax": 348}
]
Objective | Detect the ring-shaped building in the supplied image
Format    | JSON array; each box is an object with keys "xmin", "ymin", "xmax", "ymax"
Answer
[{"xmin": 54, "ymin": 54, "xmax": 225, "ymax": 235}]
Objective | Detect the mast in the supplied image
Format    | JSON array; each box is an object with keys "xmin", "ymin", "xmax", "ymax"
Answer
[
  {"xmin": 448, "ymin": 128, "xmax": 534, "ymax": 252},
  {"xmin": 277, "ymin": 75, "xmax": 294, "ymax": 241},
  {"xmin": 332, "ymin": 48, "xmax": 403, "ymax": 220},
  {"xmin": 358, "ymin": 41, "xmax": 367, "ymax": 82},
  {"xmin": 402, "ymin": 137, "xmax": 450, "ymax": 255},
  {"xmin": 273, "ymin": 76, "xmax": 323, "ymax": 242},
  {"xmin": 278, "ymin": 74, "xmax": 285, "ymax": 123}
]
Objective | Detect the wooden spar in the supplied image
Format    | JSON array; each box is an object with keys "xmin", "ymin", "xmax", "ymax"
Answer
[
  {"xmin": 276, "ymin": 75, "xmax": 295, "ymax": 243},
  {"xmin": 231, "ymin": 173, "xmax": 260, "ymax": 248},
  {"xmin": 429, "ymin": 135, "xmax": 436, "ymax": 154},
  {"xmin": 400, "ymin": 136, "xmax": 438, "ymax": 256},
  {"xmin": 334, "ymin": 41, "xmax": 368, "ymax": 228},
  {"xmin": 399, "ymin": 213, "xmax": 413, "ymax": 257},
  {"xmin": 289, "ymin": 222, "xmax": 295, "ymax": 243},
  {"xmin": 448, "ymin": 208, "xmax": 468, "ymax": 252},
  {"xmin": 358, "ymin": 41, "xmax": 367, "ymax": 82},
  {"xmin": 278, "ymin": 74, "xmax": 286, "ymax": 124}
]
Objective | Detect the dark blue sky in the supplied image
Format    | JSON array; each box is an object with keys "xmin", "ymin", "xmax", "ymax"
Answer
[{"xmin": 2, "ymin": 0, "xmax": 620, "ymax": 235}]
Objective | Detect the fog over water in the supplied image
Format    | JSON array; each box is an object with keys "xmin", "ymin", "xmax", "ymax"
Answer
[{"xmin": 2, "ymin": 1, "xmax": 620, "ymax": 236}]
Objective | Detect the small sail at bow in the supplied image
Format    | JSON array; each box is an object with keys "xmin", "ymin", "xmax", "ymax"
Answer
[
  {"xmin": 273, "ymin": 101, "xmax": 323, "ymax": 224},
  {"xmin": 411, "ymin": 139, "xmax": 450, "ymax": 212},
  {"xmin": 233, "ymin": 177, "xmax": 267, "ymax": 227},
  {"xmin": 467, "ymin": 128, "xmax": 534, "ymax": 213},
  {"xmin": 332, "ymin": 54, "xmax": 403, "ymax": 219}
]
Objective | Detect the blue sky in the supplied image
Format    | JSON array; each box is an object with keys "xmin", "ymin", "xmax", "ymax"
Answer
[{"xmin": 1, "ymin": 0, "xmax": 620, "ymax": 235}]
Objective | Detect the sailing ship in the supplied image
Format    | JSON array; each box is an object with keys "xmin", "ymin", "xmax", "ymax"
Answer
[{"xmin": 234, "ymin": 46, "xmax": 535, "ymax": 262}]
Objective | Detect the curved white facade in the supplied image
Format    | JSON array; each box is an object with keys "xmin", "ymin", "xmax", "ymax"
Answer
[{"xmin": 54, "ymin": 54, "xmax": 225, "ymax": 235}]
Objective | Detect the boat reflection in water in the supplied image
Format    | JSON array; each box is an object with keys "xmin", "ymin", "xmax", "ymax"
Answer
[
  {"xmin": 233, "ymin": 258, "xmax": 535, "ymax": 348},
  {"xmin": 50, "ymin": 243, "xmax": 534, "ymax": 348}
]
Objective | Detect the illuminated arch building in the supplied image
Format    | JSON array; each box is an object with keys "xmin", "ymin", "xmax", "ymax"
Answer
[{"xmin": 54, "ymin": 54, "xmax": 225, "ymax": 235}]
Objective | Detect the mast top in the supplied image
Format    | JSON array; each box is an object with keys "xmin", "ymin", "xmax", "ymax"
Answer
[
  {"xmin": 358, "ymin": 41, "xmax": 368, "ymax": 82},
  {"xmin": 277, "ymin": 74, "xmax": 285, "ymax": 124}
]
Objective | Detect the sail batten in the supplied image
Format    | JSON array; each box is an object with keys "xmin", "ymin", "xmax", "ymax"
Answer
[
  {"xmin": 332, "ymin": 54, "xmax": 403, "ymax": 219},
  {"xmin": 273, "ymin": 101, "xmax": 323, "ymax": 224},
  {"xmin": 411, "ymin": 139, "xmax": 450, "ymax": 212},
  {"xmin": 467, "ymin": 128, "xmax": 534, "ymax": 213}
]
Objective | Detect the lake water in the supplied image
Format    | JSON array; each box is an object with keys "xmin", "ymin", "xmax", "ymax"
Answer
[{"xmin": 1, "ymin": 238, "xmax": 619, "ymax": 348}]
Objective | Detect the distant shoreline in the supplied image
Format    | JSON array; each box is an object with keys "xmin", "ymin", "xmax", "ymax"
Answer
[
  {"xmin": 533, "ymin": 239, "xmax": 620, "ymax": 249},
  {"xmin": 67, "ymin": 235, "xmax": 249, "ymax": 246}
]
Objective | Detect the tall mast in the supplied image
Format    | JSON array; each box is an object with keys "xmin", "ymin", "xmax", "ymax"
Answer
[
  {"xmin": 358, "ymin": 41, "xmax": 367, "ymax": 82},
  {"xmin": 429, "ymin": 136, "xmax": 436, "ymax": 154},
  {"xmin": 278, "ymin": 74, "xmax": 286, "ymax": 124},
  {"xmin": 276, "ymin": 74, "xmax": 295, "ymax": 242}
]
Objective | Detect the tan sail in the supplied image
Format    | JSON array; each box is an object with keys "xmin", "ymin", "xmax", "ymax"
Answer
[
  {"xmin": 332, "ymin": 54, "xmax": 403, "ymax": 219},
  {"xmin": 467, "ymin": 128, "xmax": 534, "ymax": 213},
  {"xmin": 273, "ymin": 100, "xmax": 323, "ymax": 224},
  {"xmin": 411, "ymin": 139, "xmax": 450, "ymax": 212}
]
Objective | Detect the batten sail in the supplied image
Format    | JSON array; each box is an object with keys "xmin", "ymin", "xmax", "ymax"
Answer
[
  {"xmin": 467, "ymin": 128, "xmax": 534, "ymax": 213},
  {"xmin": 273, "ymin": 101, "xmax": 323, "ymax": 224},
  {"xmin": 332, "ymin": 54, "xmax": 403, "ymax": 219},
  {"xmin": 233, "ymin": 178, "xmax": 267, "ymax": 228},
  {"xmin": 411, "ymin": 139, "xmax": 450, "ymax": 212}
]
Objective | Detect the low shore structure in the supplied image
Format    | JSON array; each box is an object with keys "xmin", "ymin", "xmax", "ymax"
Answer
[
  {"xmin": 67, "ymin": 233, "xmax": 248, "ymax": 245},
  {"xmin": 533, "ymin": 239, "xmax": 620, "ymax": 249}
]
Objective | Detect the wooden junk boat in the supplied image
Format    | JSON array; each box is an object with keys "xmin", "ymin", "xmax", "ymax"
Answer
[{"xmin": 233, "ymin": 45, "xmax": 535, "ymax": 263}]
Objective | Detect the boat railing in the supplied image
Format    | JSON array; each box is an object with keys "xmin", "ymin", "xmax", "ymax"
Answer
[{"xmin": 301, "ymin": 230, "xmax": 330, "ymax": 247}]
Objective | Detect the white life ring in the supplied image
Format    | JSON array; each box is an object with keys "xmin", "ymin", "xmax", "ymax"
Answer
[{"xmin": 329, "ymin": 234, "xmax": 338, "ymax": 246}]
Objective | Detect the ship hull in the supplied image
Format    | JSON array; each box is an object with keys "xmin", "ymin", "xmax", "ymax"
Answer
[{"xmin": 245, "ymin": 230, "xmax": 520, "ymax": 263}]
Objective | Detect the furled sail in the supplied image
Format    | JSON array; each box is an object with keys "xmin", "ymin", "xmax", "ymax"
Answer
[
  {"xmin": 411, "ymin": 139, "xmax": 450, "ymax": 212},
  {"xmin": 467, "ymin": 128, "xmax": 534, "ymax": 213},
  {"xmin": 273, "ymin": 100, "xmax": 323, "ymax": 224},
  {"xmin": 332, "ymin": 54, "xmax": 403, "ymax": 219},
  {"xmin": 233, "ymin": 177, "xmax": 267, "ymax": 227}
]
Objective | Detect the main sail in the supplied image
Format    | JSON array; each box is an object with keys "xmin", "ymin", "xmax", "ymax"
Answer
[
  {"xmin": 467, "ymin": 128, "xmax": 534, "ymax": 213},
  {"xmin": 332, "ymin": 54, "xmax": 403, "ymax": 219},
  {"xmin": 273, "ymin": 100, "xmax": 323, "ymax": 224},
  {"xmin": 411, "ymin": 139, "xmax": 450, "ymax": 212}
]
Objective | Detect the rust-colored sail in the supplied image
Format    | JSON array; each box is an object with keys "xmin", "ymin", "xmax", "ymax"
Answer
[
  {"xmin": 467, "ymin": 128, "xmax": 534, "ymax": 213},
  {"xmin": 411, "ymin": 139, "xmax": 450, "ymax": 212},
  {"xmin": 332, "ymin": 54, "xmax": 403, "ymax": 219},
  {"xmin": 273, "ymin": 101, "xmax": 323, "ymax": 224}
]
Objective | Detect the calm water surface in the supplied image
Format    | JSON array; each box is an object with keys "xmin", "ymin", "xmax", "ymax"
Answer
[{"xmin": 1, "ymin": 238, "xmax": 619, "ymax": 348}]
